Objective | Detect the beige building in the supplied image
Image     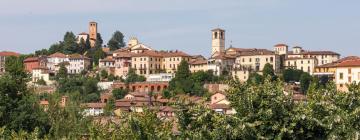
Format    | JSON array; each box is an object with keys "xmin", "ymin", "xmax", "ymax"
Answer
[
  {"xmin": 334, "ymin": 59, "xmax": 360, "ymax": 92},
  {"xmin": 209, "ymin": 93, "xmax": 236, "ymax": 115},
  {"xmin": 32, "ymin": 66, "xmax": 52, "ymax": 85},
  {"xmin": 285, "ymin": 58, "xmax": 318, "ymax": 74},
  {"xmin": 100, "ymin": 37, "xmax": 192, "ymax": 78},
  {"xmin": 189, "ymin": 59, "xmax": 208, "ymax": 73}
]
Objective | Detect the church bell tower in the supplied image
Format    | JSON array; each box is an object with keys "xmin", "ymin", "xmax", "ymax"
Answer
[
  {"xmin": 211, "ymin": 28, "xmax": 225, "ymax": 56},
  {"xmin": 89, "ymin": 21, "xmax": 98, "ymax": 47}
]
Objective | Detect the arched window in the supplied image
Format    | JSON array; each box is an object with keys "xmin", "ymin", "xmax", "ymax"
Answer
[{"xmin": 214, "ymin": 32, "xmax": 218, "ymax": 39}]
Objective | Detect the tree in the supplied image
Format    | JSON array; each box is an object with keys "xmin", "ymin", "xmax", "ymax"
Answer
[
  {"xmin": 103, "ymin": 98, "xmax": 115, "ymax": 116},
  {"xmin": 78, "ymin": 38, "xmax": 87, "ymax": 54},
  {"xmin": 262, "ymin": 63, "xmax": 276, "ymax": 80},
  {"xmin": 62, "ymin": 32, "xmax": 78, "ymax": 54},
  {"xmin": 48, "ymin": 42, "xmax": 64, "ymax": 54},
  {"xmin": 0, "ymin": 56, "xmax": 49, "ymax": 135},
  {"xmin": 35, "ymin": 49, "xmax": 49, "ymax": 56},
  {"xmin": 247, "ymin": 72, "xmax": 264, "ymax": 84},
  {"xmin": 56, "ymin": 64, "xmax": 67, "ymax": 80},
  {"xmin": 100, "ymin": 69, "xmax": 108, "ymax": 80},
  {"xmin": 168, "ymin": 60, "xmax": 194, "ymax": 94},
  {"xmin": 282, "ymin": 68, "xmax": 304, "ymax": 83},
  {"xmin": 300, "ymin": 72, "xmax": 312, "ymax": 93},
  {"xmin": 36, "ymin": 78, "xmax": 47, "ymax": 85},
  {"xmin": 112, "ymin": 88, "xmax": 129, "ymax": 100},
  {"xmin": 107, "ymin": 31, "xmax": 125, "ymax": 51},
  {"xmin": 94, "ymin": 33, "xmax": 103, "ymax": 49},
  {"xmin": 125, "ymin": 68, "xmax": 146, "ymax": 84}
]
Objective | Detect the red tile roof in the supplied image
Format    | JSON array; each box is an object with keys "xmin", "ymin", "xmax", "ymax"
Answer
[
  {"xmin": 336, "ymin": 59, "xmax": 360, "ymax": 67},
  {"xmin": 23, "ymin": 57, "xmax": 39, "ymax": 62},
  {"xmin": 0, "ymin": 51, "xmax": 20, "ymax": 57},
  {"xmin": 274, "ymin": 44, "xmax": 288, "ymax": 47},
  {"xmin": 48, "ymin": 52, "xmax": 66, "ymax": 58},
  {"xmin": 84, "ymin": 103, "xmax": 106, "ymax": 109}
]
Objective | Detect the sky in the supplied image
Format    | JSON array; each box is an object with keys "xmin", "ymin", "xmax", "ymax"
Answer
[{"xmin": 1, "ymin": 0, "xmax": 360, "ymax": 57}]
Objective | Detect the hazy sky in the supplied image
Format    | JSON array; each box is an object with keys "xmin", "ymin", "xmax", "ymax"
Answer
[{"xmin": 1, "ymin": 0, "xmax": 360, "ymax": 57}]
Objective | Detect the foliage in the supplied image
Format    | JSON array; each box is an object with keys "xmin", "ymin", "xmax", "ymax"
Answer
[
  {"xmin": 57, "ymin": 76, "xmax": 100, "ymax": 102},
  {"xmin": 262, "ymin": 63, "xmax": 277, "ymax": 80},
  {"xmin": 300, "ymin": 72, "xmax": 312, "ymax": 93},
  {"xmin": 103, "ymin": 97, "xmax": 115, "ymax": 116},
  {"xmin": 247, "ymin": 72, "xmax": 264, "ymax": 84},
  {"xmin": 0, "ymin": 56, "xmax": 50, "ymax": 135},
  {"xmin": 107, "ymin": 31, "xmax": 126, "ymax": 51},
  {"xmin": 125, "ymin": 68, "xmax": 146, "ymax": 84},
  {"xmin": 100, "ymin": 69, "xmax": 108, "ymax": 80},
  {"xmin": 63, "ymin": 32, "xmax": 79, "ymax": 54},
  {"xmin": 112, "ymin": 88, "xmax": 129, "ymax": 100},
  {"xmin": 283, "ymin": 68, "xmax": 304, "ymax": 82},
  {"xmin": 36, "ymin": 78, "xmax": 47, "ymax": 85},
  {"xmin": 56, "ymin": 63, "xmax": 68, "ymax": 80}
]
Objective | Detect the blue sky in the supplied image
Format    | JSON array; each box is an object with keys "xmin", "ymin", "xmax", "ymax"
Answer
[{"xmin": 1, "ymin": 0, "xmax": 360, "ymax": 57}]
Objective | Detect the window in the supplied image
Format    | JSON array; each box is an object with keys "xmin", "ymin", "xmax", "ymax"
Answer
[
  {"xmin": 249, "ymin": 58, "xmax": 252, "ymax": 62},
  {"xmin": 340, "ymin": 73, "xmax": 343, "ymax": 80},
  {"xmin": 348, "ymin": 76, "xmax": 352, "ymax": 83},
  {"xmin": 242, "ymin": 58, "xmax": 245, "ymax": 62},
  {"xmin": 308, "ymin": 66, "xmax": 310, "ymax": 72},
  {"xmin": 266, "ymin": 58, "xmax": 268, "ymax": 62},
  {"xmin": 177, "ymin": 58, "xmax": 179, "ymax": 61},
  {"xmin": 150, "ymin": 58, "xmax": 152, "ymax": 61},
  {"xmin": 270, "ymin": 57, "xmax": 273, "ymax": 62},
  {"xmin": 255, "ymin": 58, "xmax": 260, "ymax": 62},
  {"xmin": 301, "ymin": 67, "xmax": 303, "ymax": 71},
  {"xmin": 301, "ymin": 61, "xmax": 303, "ymax": 64},
  {"xmin": 308, "ymin": 60, "xmax": 310, "ymax": 64},
  {"xmin": 340, "ymin": 84, "xmax": 343, "ymax": 88},
  {"xmin": 348, "ymin": 68, "xmax": 352, "ymax": 74}
]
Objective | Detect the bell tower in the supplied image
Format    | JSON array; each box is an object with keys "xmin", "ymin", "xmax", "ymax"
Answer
[
  {"xmin": 89, "ymin": 21, "xmax": 98, "ymax": 47},
  {"xmin": 211, "ymin": 28, "xmax": 225, "ymax": 56}
]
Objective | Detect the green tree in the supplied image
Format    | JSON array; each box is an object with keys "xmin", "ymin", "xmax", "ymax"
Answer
[
  {"xmin": 247, "ymin": 72, "xmax": 264, "ymax": 84},
  {"xmin": 300, "ymin": 72, "xmax": 312, "ymax": 93},
  {"xmin": 282, "ymin": 68, "xmax": 304, "ymax": 82},
  {"xmin": 262, "ymin": 63, "xmax": 277, "ymax": 80},
  {"xmin": 36, "ymin": 78, "xmax": 47, "ymax": 85},
  {"xmin": 103, "ymin": 97, "xmax": 115, "ymax": 116},
  {"xmin": 56, "ymin": 64, "xmax": 68, "ymax": 80},
  {"xmin": 125, "ymin": 68, "xmax": 146, "ymax": 84},
  {"xmin": 169, "ymin": 60, "xmax": 194, "ymax": 94},
  {"xmin": 100, "ymin": 69, "xmax": 108, "ymax": 80},
  {"xmin": 112, "ymin": 88, "xmax": 129, "ymax": 100},
  {"xmin": 107, "ymin": 31, "xmax": 125, "ymax": 51},
  {"xmin": 48, "ymin": 42, "xmax": 64, "ymax": 54},
  {"xmin": 63, "ymin": 32, "xmax": 78, "ymax": 54}
]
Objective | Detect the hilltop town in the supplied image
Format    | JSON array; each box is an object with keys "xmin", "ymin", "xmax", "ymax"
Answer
[{"xmin": 1, "ymin": 22, "xmax": 360, "ymax": 139}]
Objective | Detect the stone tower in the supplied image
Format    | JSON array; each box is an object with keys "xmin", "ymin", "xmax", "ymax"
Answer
[
  {"xmin": 274, "ymin": 44, "xmax": 288, "ymax": 55},
  {"xmin": 89, "ymin": 21, "xmax": 98, "ymax": 47},
  {"xmin": 211, "ymin": 28, "xmax": 225, "ymax": 56}
]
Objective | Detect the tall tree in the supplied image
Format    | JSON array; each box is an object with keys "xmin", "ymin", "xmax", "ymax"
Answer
[
  {"xmin": 262, "ymin": 63, "xmax": 276, "ymax": 80},
  {"xmin": 48, "ymin": 42, "xmax": 64, "ymax": 54},
  {"xmin": 107, "ymin": 31, "xmax": 125, "ymax": 51},
  {"xmin": 300, "ymin": 72, "xmax": 312, "ymax": 93},
  {"xmin": 63, "ymin": 32, "xmax": 78, "ymax": 54},
  {"xmin": 94, "ymin": 33, "xmax": 103, "ymax": 49},
  {"xmin": 56, "ymin": 64, "xmax": 68, "ymax": 80},
  {"xmin": 168, "ymin": 60, "xmax": 194, "ymax": 94}
]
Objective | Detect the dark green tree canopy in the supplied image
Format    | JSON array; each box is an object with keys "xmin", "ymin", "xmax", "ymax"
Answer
[{"xmin": 107, "ymin": 31, "xmax": 125, "ymax": 51}]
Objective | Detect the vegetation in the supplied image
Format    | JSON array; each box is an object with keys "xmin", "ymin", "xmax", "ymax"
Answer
[
  {"xmin": 125, "ymin": 68, "xmax": 146, "ymax": 84},
  {"xmin": 107, "ymin": 31, "xmax": 126, "ymax": 51},
  {"xmin": 112, "ymin": 88, "xmax": 129, "ymax": 100}
]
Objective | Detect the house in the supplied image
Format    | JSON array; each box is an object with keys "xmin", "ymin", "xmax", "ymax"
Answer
[
  {"xmin": 23, "ymin": 56, "xmax": 47, "ymax": 73},
  {"xmin": 115, "ymin": 92, "xmax": 168, "ymax": 113},
  {"xmin": 32, "ymin": 66, "xmax": 52, "ymax": 85},
  {"xmin": 209, "ymin": 93, "xmax": 236, "ymax": 115},
  {"xmin": 68, "ymin": 54, "xmax": 91, "ymax": 74},
  {"xmin": 83, "ymin": 103, "xmax": 106, "ymax": 116},
  {"xmin": 314, "ymin": 56, "xmax": 360, "ymax": 80},
  {"xmin": 47, "ymin": 52, "xmax": 68, "ymax": 73},
  {"xmin": 334, "ymin": 59, "xmax": 360, "ymax": 92},
  {"xmin": 0, "ymin": 51, "xmax": 20, "ymax": 74},
  {"xmin": 39, "ymin": 100, "xmax": 49, "ymax": 111}
]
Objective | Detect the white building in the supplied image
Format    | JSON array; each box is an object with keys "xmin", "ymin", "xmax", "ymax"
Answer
[
  {"xmin": 47, "ymin": 52, "xmax": 68, "ymax": 73},
  {"xmin": 146, "ymin": 73, "xmax": 175, "ymax": 82},
  {"xmin": 68, "ymin": 54, "xmax": 91, "ymax": 74},
  {"xmin": 83, "ymin": 103, "xmax": 105, "ymax": 116},
  {"xmin": 32, "ymin": 67, "xmax": 51, "ymax": 85}
]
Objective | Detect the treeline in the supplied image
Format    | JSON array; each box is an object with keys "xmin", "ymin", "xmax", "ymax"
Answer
[{"xmin": 33, "ymin": 31, "xmax": 126, "ymax": 65}]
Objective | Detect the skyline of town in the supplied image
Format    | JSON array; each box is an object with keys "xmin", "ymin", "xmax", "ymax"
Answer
[{"xmin": 1, "ymin": 0, "xmax": 360, "ymax": 57}]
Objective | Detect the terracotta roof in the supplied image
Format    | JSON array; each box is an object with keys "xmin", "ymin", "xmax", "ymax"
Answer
[
  {"xmin": 211, "ymin": 53, "xmax": 236, "ymax": 59},
  {"xmin": 84, "ymin": 103, "xmax": 106, "ymax": 109},
  {"xmin": 24, "ymin": 57, "xmax": 39, "ymax": 62},
  {"xmin": 336, "ymin": 59, "xmax": 360, "ymax": 67},
  {"xmin": 33, "ymin": 66, "xmax": 49, "ymax": 70},
  {"xmin": 274, "ymin": 44, "xmax": 288, "ymax": 47},
  {"xmin": 209, "ymin": 104, "xmax": 230, "ymax": 109},
  {"xmin": 49, "ymin": 52, "xmax": 66, "ymax": 58},
  {"xmin": 161, "ymin": 50, "xmax": 191, "ymax": 57},
  {"xmin": 159, "ymin": 106, "xmax": 174, "ymax": 112},
  {"xmin": 131, "ymin": 50, "xmax": 163, "ymax": 57},
  {"xmin": 288, "ymin": 50, "xmax": 339, "ymax": 55},
  {"xmin": 211, "ymin": 28, "xmax": 225, "ymax": 31},
  {"xmin": 316, "ymin": 56, "xmax": 360, "ymax": 68},
  {"xmin": 100, "ymin": 57, "xmax": 115, "ymax": 62},
  {"xmin": 113, "ymin": 51, "xmax": 132, "ymax": 58},
  {"xmin": 68, "ymin": 54, "xmax": 90, "ymax": 59},
  {"xmin": 237, "ymin": 49, "xmax": 275, "ymax": 56},
  {"xmin": 0, "ymin": 51, "xmax": 20, "ymax": 57},
  {"xmin": 285, "ymin": 57, "xmax": 317, "ymax": 60},
  {"xmin": 189, "ymin": 59, "xmax": 207, "ymax": 65},
  {"xmin": 78, "ymin": 32, "xmax": 88, "ymax": 35},
  {"xmin": 39, "ymin": 100, "xmax": 49, "ymax": 105}
]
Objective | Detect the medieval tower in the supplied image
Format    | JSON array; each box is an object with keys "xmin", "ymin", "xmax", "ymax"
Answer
[
  {"xmin": 89, "ymin": 21, "xmax": 98, "ymax": 47},
  {"xmin": 211, "ymin": 28, "xmax": 225, "ymax": 56}
]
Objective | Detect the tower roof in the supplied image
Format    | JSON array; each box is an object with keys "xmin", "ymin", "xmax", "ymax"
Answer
[{"xmin": 211, "ymin": 28, "xmax": 225, "ymax": 32}]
